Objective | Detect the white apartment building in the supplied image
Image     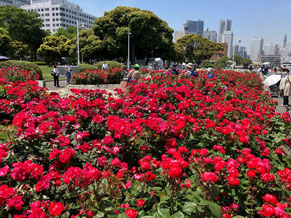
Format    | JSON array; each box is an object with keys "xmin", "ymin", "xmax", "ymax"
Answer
[
  {"xmin": 203, "ymin": 29, "xmax": 217, "ymax": 42},
  {"xmin": 250, "ymin": 37, "xmax": 264, "ymax": 62},
  {"xmin": 0, "ymin": 0, "xmax": 30, "ymax": 7},
  {"xmin": 174, "ymin": 31, "xmax": 185, "ymax": 43},
  {"xmin": 21, "ymin": 0, "xmax": 97, "ymax": 34},
  {"xmin": 221, "ymin": 31, "xmax": 233, "ymax": 58},
  {"xmin": 264, "ymin": 43, "xmax": 278, "ymax": 56}
]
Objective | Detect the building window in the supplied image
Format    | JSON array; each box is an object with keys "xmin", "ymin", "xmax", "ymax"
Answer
[
  {"xmin": 45, "ymin": 19, "xmax": 50, "ymax": 22},
  {"xmin": 46, "ymin": 24, "xmax": 50, "ymax": 27},
  {"xmin": 52, "ymin": 8, "xmax": 55, "ymax": 11},
  {"xmin": 56, "ymin": 24, "xmax": 59, "ymax": 26},
  {"xmin": 45, "ymin": 13, "xmax": 49, "ymax": 16},
  {"xmin": 45, "ymin": 8, "xmax": 49, "ymax": 11},
  {"xmin": 53, "ymin": 24, "xmax": 55, "ymax": 27},
  {"xmin": 56, "ymin": 18, "xmax": 59, "ymax": 21},
  {"xmin": 56, "ymin": 13, "xmax": 58, "ymax": 16},
  {"xmin": 41, "ymin": 9, "xmax": 44, "ymax": 11}
]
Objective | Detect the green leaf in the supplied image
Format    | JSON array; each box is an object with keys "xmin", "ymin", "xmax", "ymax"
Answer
[
  {"xmin": 95, "ymin": 211, "xmax": 105, "ymax": 217},
  {"xmin": 209, "ymin": 202, "xmax": 222, "ymax": 218},
  {"xmin": 182, "ymin": 202, "xmax": 197, "ymax": 213},
  {"xmin": 233, "ymin": 216, "xmax": 246, "ymax": 218},
  {"xmin": 117, "ymin": 213, "xmax": 128, "ymax": 218},
  {"xmin": 170, "ymin": 211, "xmax": 185, "ymax": 218},
  {"xmin": 158, "ymin": 208, "xmax": 170, "ymax": 217}
]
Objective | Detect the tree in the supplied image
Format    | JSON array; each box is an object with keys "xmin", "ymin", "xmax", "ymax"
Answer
[
  {"xmin": 214, "ymin": 56, "xmax": 232, "ymax": 69},
  {"xmin": 92, "ymin": 6, "xmax": 174, "ymax": 63},
  {"xmin": 54, "ymin": 27, "xmax": 77, "ymax": 39},
  {"xmin": 37, "ymin": 35, "xmax": 71, "ymax": 63},
  {"xmin": 69, "ymin": 29, "xmax": 103, "ymax": 63},
  {"xmin": 233, "ymin": 55, "xmax": 252, "ymax": 66},
  {"xmin": 177, "ymin": 34, "xmax": 223, "ymax": 65},
  {"xmin": 0, "ymin": 27, "xmax": 13, "ymax": 56},
  {"xmin": 0, "ymin": 6, "xmax": 46, "ymax": 59}
]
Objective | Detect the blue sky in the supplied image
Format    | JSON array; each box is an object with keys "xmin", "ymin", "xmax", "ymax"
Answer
[{"xmin": 70, "ymin": 0, "xmax": 291, "ymax": 52}]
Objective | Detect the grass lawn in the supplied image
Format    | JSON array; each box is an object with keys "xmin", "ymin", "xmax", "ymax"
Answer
[{"xmin": 39, "ymin": 65, "xmax": 53, "ymax": 81}]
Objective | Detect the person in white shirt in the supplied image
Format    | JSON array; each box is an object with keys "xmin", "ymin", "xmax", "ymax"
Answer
[
  {"xmin": 52, "ymin": 65, "xmax": 60, "ymax": 87},
  {"xmin": 102, "ymin": 62, "xmax": 108, "ymax": 70}
]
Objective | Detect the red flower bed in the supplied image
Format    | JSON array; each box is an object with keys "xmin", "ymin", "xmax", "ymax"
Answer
[
  {"xmin": 0, "ymin": 67, "xmax": 40, "ymax": 82},
  {"xmin": 0, "ymin": 70, "xmax": 290, "ymax": 217},
  {"xmin": 72, "ymin": 67, "xmax": 124, "ymax": 85}
]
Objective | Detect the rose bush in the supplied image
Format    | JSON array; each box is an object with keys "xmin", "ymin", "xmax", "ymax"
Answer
[
  {"xmin": 72, "ymin": 67, "xmax": 124, "ymax": 85},
  {"xmin": 0, "ymin": 69, "xmax": 290, "ymax": 217}
]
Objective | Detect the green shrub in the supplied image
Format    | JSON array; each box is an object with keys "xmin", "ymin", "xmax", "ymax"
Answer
[
  {"xmin": 79, "ymin": 61, "xmax": 123, "ymax": 72},
  {"xmin": 0, "ymin": 60, "xmax": 43, "ymax": 80},
  {"xmin": 33, "ymin": 61, "xmax": 46, "ymax": 66}
]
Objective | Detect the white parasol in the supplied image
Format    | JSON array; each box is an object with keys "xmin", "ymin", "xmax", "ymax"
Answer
[{"xmin": 264, "ymin": 75, "xmax": 281, "ymax": 87}]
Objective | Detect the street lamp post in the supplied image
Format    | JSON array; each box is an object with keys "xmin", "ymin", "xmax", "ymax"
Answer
[
  {"xmin": 77, "ymin": 21, "xmax": 84, "ymax": 65},
  {"xmin": 127, "ymin": 31, "xmax": 131, "ymax": 69}
]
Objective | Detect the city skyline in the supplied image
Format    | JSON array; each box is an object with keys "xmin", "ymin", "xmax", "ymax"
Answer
[{"xmin": 68, "ymin": 0, "xmax": 291, "ymax": 52}]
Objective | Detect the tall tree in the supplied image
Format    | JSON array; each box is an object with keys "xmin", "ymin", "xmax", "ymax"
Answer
[
  {"xmin": 177, "ymin": 34, "xmax": 223, "ymax": 65},
  {"xmin": 0, "ymin": 27, "xmax": 13, "ymax": 56},
  {"xmin": 0, "ymin": 6, "xmax": 46, "ymax": 59},
  {"xmin": 37, "ymin": 35, "xmax": 71, "ymax": 64},
  {"xmin": 92, "ymin": 6, "xmax": 174, "ymax": 63},
  {"xmin": 54, "ymin": 26, "xmax": 77, "ymax": 39},
  {"xmin": 69, "ymin": 29, "xmax": 103, "ymax": 63}
]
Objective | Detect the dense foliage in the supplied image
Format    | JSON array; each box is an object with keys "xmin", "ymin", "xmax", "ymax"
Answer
[
  {"xmin": 0, "ymin": 68, "xmax": 40, "ymax": 82},
  {"xmin": 79, "ymin": 61, "xmax": 123, "ymax": 72},
  {"xmin": 72, "ymin": 67, "xmax": 124, "ymax": 85},
  {"xmin": 0, "ymin": 61, "xmax": 43, "ymax": 80},
  {"xmin": 0, "ymin": 70, "xmax": 290, "ymax": 217},
  {"xmin": 0, "ymin": 6, "xmax": 47, "ymax": 58}
]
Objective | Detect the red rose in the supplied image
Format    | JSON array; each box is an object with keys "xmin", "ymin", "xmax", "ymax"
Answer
[
  {"xmin": 259, "ymin": 204, "xmax": 275, "ymax": 217},
  {"xmin": 227, "ymin": 176, "xmax": 240, "ymax": 186},
  {"xmin": 263, "ymin": 194, "xmax": 277, "ymax": 204},
  {"xmin": 201, "ymin": 172, "xmax": 219, "ymax": 184},
  {"xmin": 125, "ymin": 209, "xmax": 137, "ymax": 218},
  {"xmin": 137, "ymin": 199, "xmax": 145, "ymax": 207},
  {"xmin": 49, "ymin": 201, "xmax": 64, "ymax": 216},
  {"xmin": 111, "ymin": 158, "xmax": 121, "ymax": 168},
  {"xmin": 168, "ymin": 165, "xmax": 182, "ymax": 178},
  {"xmin": 246, "ymin": 170, "xmax": 256, "ymax": 179}
]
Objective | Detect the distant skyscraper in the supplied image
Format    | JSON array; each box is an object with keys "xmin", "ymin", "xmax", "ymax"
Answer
[
  {"xmin": 174, "ymin": 31, "xmax": 186, "ymax": 43},
  {"xmin": 283, "ymin": 34, "xmax": 287, "ymax": 48},
  {"xmin": 219, "ymin": 19, "xmax": 231, "ymax": 43},
  {"xmin": 0, "ymin": 0, "xmax": 30, "ymax": 7},
  {"xmin": 250, "ymin": 37, "xmax": 264, "ymax": 62},
  {"xmin": 184, "ymin": 20, "xmax": 204, "ymax": 35},
  {"xmin": 221, "ymin": 31, "xmax": 233, "ymax": 58},
  {"xmin": 203, "ymin": 29, "xmax": 217, "ymax": 42},
  {"xmin": 239, "ymin": 46, "xmax": 248, "ymax": 59},
  {"xmin": 233, "ymin": 45, "xmax": 240, "ymax": 56},
  {"xmin": 264, "ymin": 43, "xmax": 279, "ymax": 55}
]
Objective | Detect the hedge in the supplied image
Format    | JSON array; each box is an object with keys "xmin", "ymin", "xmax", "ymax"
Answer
[
  {"xmin": 0, "ymin": 60, "xmax": 43, "ymax": 80},
  {"xmin": 79, "ymin": 61, "xmax": 123, "ymax": 72}
]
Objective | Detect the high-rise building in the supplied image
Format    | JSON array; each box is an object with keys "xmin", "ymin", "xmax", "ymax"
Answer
[
  {"xmin": 174, "ymin": 31, "xmax": 186, "ymax": 43},
  {"xmin": 0, "ymin": 0, "xmax": 30, "ymax": 7},
  {"xmin": 264, "ymin": 43, "xmax": 278, "ymax": 55},
  {"xmin": 283, "ymin": 34, "xmax": 287, "ymax": 48},
  {"xmin": 184, "ymin": 20, "xmax": 204, "ymax": 35},
  {"xmin": 21, "ymin": 0, "xmax": 97, "ymax": 34},
  {"xmin": 203, "ymin": 29, "xmax": 217, "ymax": 42},
  {"xmin": 218, "ymin": 19, "xmax": 231, "ymax": 43},
  {"xmin": 221, "ymin": 31, "xmax": 233, "ymax": 57},
  {"xmin": 239, "ymin": 46, "xmax": 248, "ymax": 59},
  {"xmin": 233, "ymin": 45, "xmax": 240, "ymax": 56},
  {"xmin": 250, "ymin": 37, "xmax": 264, "ymax": 62}
]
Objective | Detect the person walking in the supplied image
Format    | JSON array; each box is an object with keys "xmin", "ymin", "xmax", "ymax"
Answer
[
  {"xmin": 127, "ymin": 64, "xmax": 141, "ymax": 83},
  {"xmin": 65, "ymin": 63, "xmax": 72, "ymax": 85},
  {"xmin": 52, "ymin": 65, "xmax": 60, "ymax": 87},
  {"xmin": 282, "ymin": 69, "xmax": 291, "ymax": 106}
]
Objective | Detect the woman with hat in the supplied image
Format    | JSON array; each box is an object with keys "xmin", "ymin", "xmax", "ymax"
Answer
[
  {"xmin": 127, "ymin": 64, "xmax": 141, "ymax": 83},
  {"xmin": 186, "ymin": 63, "xmax": 198, "ymax": 78}
]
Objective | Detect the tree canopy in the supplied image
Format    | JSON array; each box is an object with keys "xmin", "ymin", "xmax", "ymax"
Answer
[
  {"xmin": 0, "ymin": 6, "xmax": 46, "ymax": 57},
  {"xmin": 54, "ymin": 26, "xmax": 77, "ymax": 39},
  {"xmin": 92, "ymin": 6, "xmax": 174, "ymax": 63},
  {"xmin": 37, "ymin": 35, "xmax": 71, "ymax": 63},
  {"xmin": 177, "ymin": 34, "xmax": 223, "ymax": 65}
]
